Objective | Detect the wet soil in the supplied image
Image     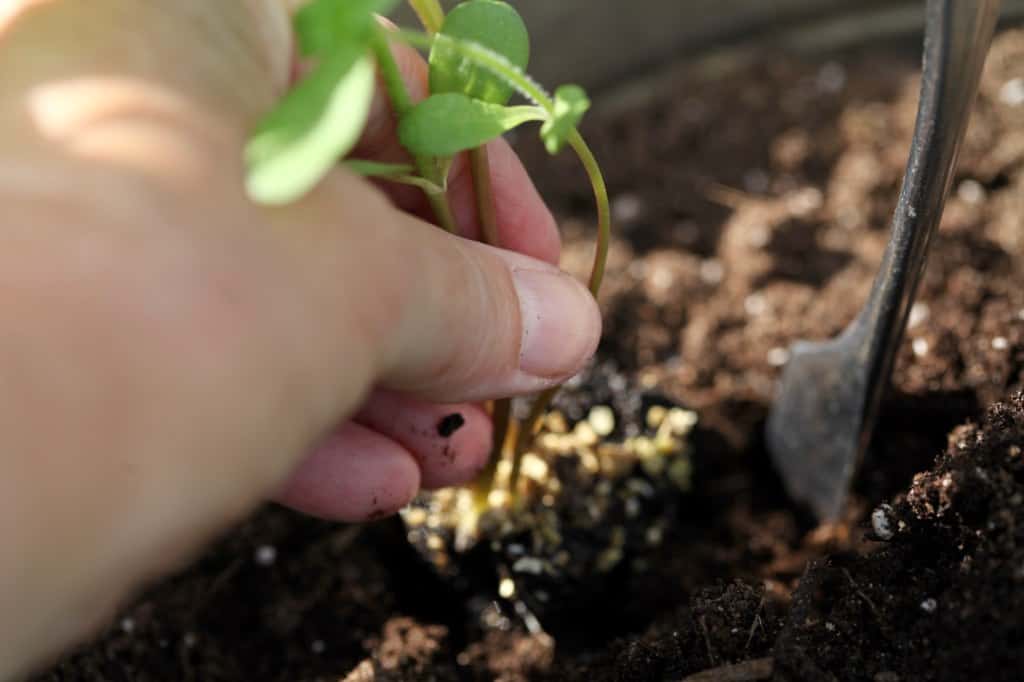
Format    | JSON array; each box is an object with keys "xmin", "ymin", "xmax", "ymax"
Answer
[{"xmin": 38, "ymin": 31, "xmax": 1024, "ymax": 682}]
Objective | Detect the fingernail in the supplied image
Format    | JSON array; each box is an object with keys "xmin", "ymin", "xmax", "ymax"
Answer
[{"xmin": 513, "ymin": 268, "xmax": 601, "ymax": 379}]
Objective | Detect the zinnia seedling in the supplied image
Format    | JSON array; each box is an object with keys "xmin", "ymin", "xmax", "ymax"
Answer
[{"xmin": 245, "ymin": 0, "xmax": 610, "ymax": 509}]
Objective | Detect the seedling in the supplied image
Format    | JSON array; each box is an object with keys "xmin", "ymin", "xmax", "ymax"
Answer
[{"xmin": 245, "ymin": 0, "xmax": 610, "ymax": 510}]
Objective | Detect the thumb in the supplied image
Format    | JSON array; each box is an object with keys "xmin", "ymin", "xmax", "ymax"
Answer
[
  {"xmin": 283, "ymin": 171, "xmax": 601, "ymax": 409},
  {"xmin": 377, "ymin": 221, "xmax": 602, "ymax": 402}
]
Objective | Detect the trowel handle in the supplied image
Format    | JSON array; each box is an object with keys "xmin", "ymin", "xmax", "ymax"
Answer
[{"xmin": 847, "ymin": 0, "xmax": 1000, "ymax": 422}]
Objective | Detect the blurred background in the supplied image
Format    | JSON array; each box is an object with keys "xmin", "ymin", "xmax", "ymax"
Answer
[{"xmin": 397, "ymin": 0, "xmax": 1024, "ymax": 90}]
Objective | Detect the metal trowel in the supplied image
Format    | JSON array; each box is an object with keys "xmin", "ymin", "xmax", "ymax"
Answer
[{"xmin": 766, "ymin": 0, "xmax": 1002, "ymax": 520}]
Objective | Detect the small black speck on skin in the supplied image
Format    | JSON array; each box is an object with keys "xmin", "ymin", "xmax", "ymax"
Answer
[{"xmin": 437, "ymin": 413, "xmax": 465, "ymax": 438}]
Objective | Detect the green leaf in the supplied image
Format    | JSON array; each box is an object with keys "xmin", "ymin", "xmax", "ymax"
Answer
[
  {"xmin": 245, "ymin": 47, "xmax": 376, "ymax": 205},
  {"xmin": 429, "ymin": 0, "xmax": 530, "ymax": 105},
  {"xmin": 294, "ymin": 0, "xmax": 399, "ymax": 57},
  {"xmin": 398, "ymin": 93, "xmax": 544, "ymax": 157},
  {"xmin": 540, "ymin": 84, "xmax": 590, "ymax": 154}
]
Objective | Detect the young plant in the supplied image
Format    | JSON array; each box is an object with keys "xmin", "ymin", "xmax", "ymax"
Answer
[{"xmin": 245, "ymin": 0, "xmax": 610, "ymax": 508}]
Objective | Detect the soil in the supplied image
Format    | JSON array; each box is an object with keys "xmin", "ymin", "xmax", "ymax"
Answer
[{"xmin": 38, "ymin": 31, "xmax": 1024, "ymax": 682}]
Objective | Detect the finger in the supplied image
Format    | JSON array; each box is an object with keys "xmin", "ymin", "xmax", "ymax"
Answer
[
  {"xmin": 278, "ymin": 171, "xmax": 601, "ymax": 407},
  {"xmin": 354, "ymin": 390, "xmax": 491, "ymax": 489},
  {"xmin": 447, "ymin": 141, "xmax": 561, "ymax": 264},
  {"xmin": 272, "ymin": 421, "xmax": 420, "ymax": 521},
  {"xmin": 352, "ymin": 34, "xmax": 560, "ymax": 264},
  {"xmin": 377, "ymin": 235, "xmax": 601, "ymax": 402}
]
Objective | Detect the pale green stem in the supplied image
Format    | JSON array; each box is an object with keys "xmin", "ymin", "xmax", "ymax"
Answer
[
  {"xmin": 468, "ymin": 143, "xmax": 513, "ymax": 504},
  {"xmin": 407, "ymin": 0, "xmax": 444, "ymax": 34},
  {"xmin": 369, "ymin": 27, "xmax": 458, "ymax": 234},
  {"xmin": 509, "ymin": 131, "xmax": 611, "ymax": 490},
  {"xmin": 507, "ymin": 386, "xmax": 556, "ymax": 490},
  {"xmin": 402, "ymin": 10, "xmax": 516, "ymax": 500},
  {"xmin": 470, "ymin": 146, "xmax": 501, "ymax": 246},
  {"xmin": 570, "ymin": 131, "xmax": 611, "ymax": 296},
  {"xmin": 472, "ymin": 396, "xmax": 512, "ymax": 511}
]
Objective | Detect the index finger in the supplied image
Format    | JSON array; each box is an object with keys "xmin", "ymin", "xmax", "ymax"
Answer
[{"xmin": 349, "ymin": 33, "xmax": 561, "ymax": 265}]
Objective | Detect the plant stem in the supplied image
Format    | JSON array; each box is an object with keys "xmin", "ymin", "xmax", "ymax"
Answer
[
  {"xmin": 371, "ymin": 30, "xmax": 413, "ymax": 117},
  {"xmin": 467, "ymin": 142, "xmax": 513, "ymax": 500},
  {"xmin": 406, "ymin": 0, "xmax": 515, "ymax": 509},
  {"xmin": 507, "ymin": 386, "xmax": 555, "ymax": 489},
  {"xmin": 472, "ymin": 397, "xmax": 512, "ymax": 509},
  {"xmin": 407, "ymin": 0, "xmax": 444, "ymax": 34},
  {"xmin": 412, "ymin": 2, "xmax": 515, "ymax": 500},
  {"xmin": 569, "ymin": 131, "xmax": 611, "ymax": 296},
  {"xmin": 470, "ymin": 146, "xmax": 501, "ymax": 247},
  {"xmin": 425, "ymin": 189, "xmax": 458, "ymax": 233},
  {"xmin": 510, "ymin": 131, "xmax": 611, "ymax": 490},
  {"xmin": 370, "ymin": 27, "xmax": 458, "ymax": 234}
]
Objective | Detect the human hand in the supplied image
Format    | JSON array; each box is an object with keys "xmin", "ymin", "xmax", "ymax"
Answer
[
  {"xmin": 0, "ymin": 1, "xmax": 599, "ymax": 677},
  {"xmin": 273, "ymin": 14, "xmax": 582, "ymax": 521}
]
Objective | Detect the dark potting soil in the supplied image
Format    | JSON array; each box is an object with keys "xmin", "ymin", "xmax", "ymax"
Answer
[{"xmin": 37, "ymin": 31, "xmax": 1024, "ymax": 682}]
